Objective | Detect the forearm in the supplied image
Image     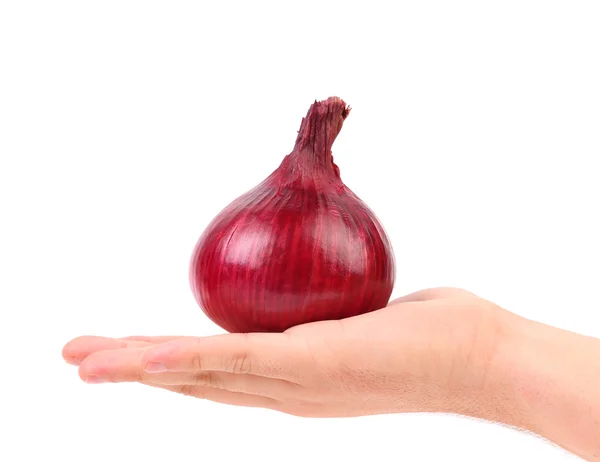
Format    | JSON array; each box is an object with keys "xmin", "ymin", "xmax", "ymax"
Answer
[{"xmin": 486, "ymin": 316, "xmax": 600, "ymax": 460}]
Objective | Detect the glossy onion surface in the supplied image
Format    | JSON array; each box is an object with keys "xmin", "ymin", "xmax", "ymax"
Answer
[{"xmin": 190, "ymin": 97, "xmax": 395, "ymax": 333}]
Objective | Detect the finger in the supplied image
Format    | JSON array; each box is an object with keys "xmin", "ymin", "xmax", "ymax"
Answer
[
  {"xmin": 145, "ymin": 383, "xmax": 281, "ymax": 410},
  {"xmin": 148, "ymin": 371, "xmax": 299, "ymax": 399},
  {"xmin": 78, "ymin": 346, "xmax": 302, "ymax": 400},
  {"xmin": 141, "ymin": 333, "xmax": 308, "ymax": 381},
  {"xmin": 78, "ymin": 346, "xmax": 149, "ymax": 383},
  {"xmin": 62, "ymin": 336, "xmax": 151, "ymax": 365},
  {"xmin": 63, "ymin": 335, "xmax": 189, "ymax": 365},
  {"xmin": 120, "ymin": 336, "xmax": 188, "ymax": 343},
  {"xmin": 388, "ymin": 287, "xmax": 472, "ymax": 304}
]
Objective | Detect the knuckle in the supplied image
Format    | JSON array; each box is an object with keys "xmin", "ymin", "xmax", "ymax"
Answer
[
  {"xmin": 230, "ymin": 353, "xmax": 251, "ymax": 374},
  {"xmin": 180, "ymin": 385, "xmax": 195, "ymax": 397},
  {"xmin": 192, "ymin": 372, "xmax": 208, "ymax": 386},
  {"xmin": 207, "ymin": 373, "xmax": 224, "ymax": 389},
  {"xmin": 194, "ymin": 372, "xmax": 222, "ymax": 389},
  {"xmin": 190, "ymin": 354, "xmax": 203, "ymax": 371},
  {"xmin": 229, "ymin": 333, "xmax": 254, "ymax": 374}
]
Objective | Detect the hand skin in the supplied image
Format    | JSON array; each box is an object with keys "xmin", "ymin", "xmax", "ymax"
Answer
[{"xmin": 62, "ymin": 288, "xmax": 600, "ymax": 460}]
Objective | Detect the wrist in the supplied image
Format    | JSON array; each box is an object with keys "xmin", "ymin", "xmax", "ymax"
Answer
[{"xmin": 482, "ymin": 315, "xmax": 600, "ymax": 459}]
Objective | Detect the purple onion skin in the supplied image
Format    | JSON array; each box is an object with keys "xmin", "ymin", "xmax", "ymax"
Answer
[{"xmin": 190, "ymin": 97, "xmax": 395, "ymax": 333}]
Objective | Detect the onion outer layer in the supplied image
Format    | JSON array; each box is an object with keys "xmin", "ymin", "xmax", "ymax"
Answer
[{"xmin": 189, "ymin": 97, "xmax": 396, "ymax": 333}]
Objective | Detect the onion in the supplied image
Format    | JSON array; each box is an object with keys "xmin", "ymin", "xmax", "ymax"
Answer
[{"xmin": 189, "ymin": 97, "xmax": 395, "ymax": 333}]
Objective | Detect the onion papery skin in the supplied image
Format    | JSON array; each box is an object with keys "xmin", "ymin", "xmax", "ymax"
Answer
[{"xmin": 190, "ymin": 97, "xmax": 395, "ymax": 333}]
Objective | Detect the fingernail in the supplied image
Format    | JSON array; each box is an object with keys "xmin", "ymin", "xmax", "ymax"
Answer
[
  {"xmin": 85, "ymin": 376, "xmax": 105, "ymax": 384},
  {"xmin": 144, "ymin": 362, "xmax": 167, "ymax": 373}
]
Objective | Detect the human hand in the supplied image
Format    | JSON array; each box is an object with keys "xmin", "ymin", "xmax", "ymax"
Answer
[{"xmin": 62, "ymin": 287, "xmax": 514, "ymax": 418}]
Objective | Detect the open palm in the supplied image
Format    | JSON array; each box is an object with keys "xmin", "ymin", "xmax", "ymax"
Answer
[{"xmin": 62, "ymin": 288, "xmax": 511, "ymax": 418}]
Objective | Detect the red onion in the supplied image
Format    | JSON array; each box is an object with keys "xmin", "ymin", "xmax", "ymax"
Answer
[{"xmin": 189, "ymin": 97, "xmax": 395, "ymax": 333}]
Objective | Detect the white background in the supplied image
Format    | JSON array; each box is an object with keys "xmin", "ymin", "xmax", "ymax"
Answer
[{"xmin": 1, "ymin": 1, "xmax": 599, "ymax": 461}]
